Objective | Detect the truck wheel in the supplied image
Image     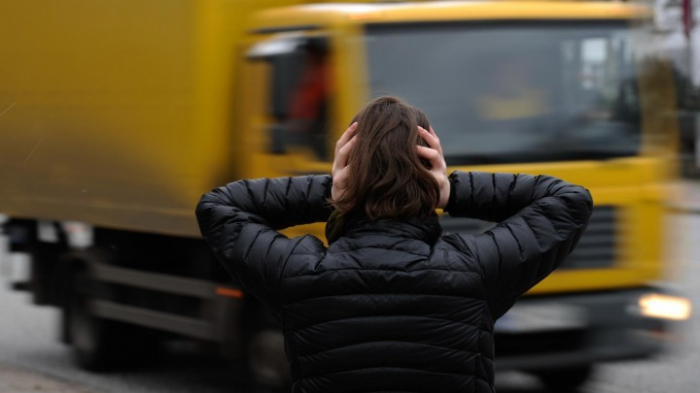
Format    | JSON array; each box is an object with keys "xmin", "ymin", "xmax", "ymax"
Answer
[
  {"xmin": 66, "ymin": 270, "xmax": 160, "ymax": 371},
  {"xmin": 67, "ymin": 270, "xmax": 122, "ymax": 371},
  {"xmin": 247, "ymin": 328, "xmax": 289, "ymax": 390},
  {"xmin": 535, "ymin": 365, "xmax": 593, "ymax": 392}
]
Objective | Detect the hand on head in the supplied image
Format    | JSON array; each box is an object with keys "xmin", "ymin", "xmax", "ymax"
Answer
[
  {"xmin": 331, "ymin": 121, "xmax": 450, "ymax": 210},
  {"xmin": 331, "ymin": 122, "xmax": 358, "ymax": 201},
  {"xmin": 416, "ymin": 126, "xmax": 450, "ymax": 209}
]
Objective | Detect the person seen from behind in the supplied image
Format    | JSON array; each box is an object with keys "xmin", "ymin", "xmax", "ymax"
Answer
[{"xmin": 196, "ymin": 96, "xmax": 593, "ymax": 393}]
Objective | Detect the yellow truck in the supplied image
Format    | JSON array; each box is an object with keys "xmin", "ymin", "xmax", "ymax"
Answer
[{"xmin": 0, "ymin": 0, "xmax": 692, "ymax": 390}]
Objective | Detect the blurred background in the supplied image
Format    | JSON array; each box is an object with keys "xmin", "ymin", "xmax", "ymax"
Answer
[{"xmin": 0, "ymin": 0, "xmax": 698, "ymax": 392}]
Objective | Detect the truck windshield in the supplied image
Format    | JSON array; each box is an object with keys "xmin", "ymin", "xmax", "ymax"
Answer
[{"xmin": 365, "ymin": 22, "xmax": 644, "ymax": 165}]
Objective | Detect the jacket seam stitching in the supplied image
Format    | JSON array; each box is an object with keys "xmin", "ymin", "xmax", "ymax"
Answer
[
  {"xmin": 287, "ymin": 313, "xmax": 490, "ymax": 334},
  {"xmin": 286, "ymin": 266, "xmax": 483, "ymax": 278},
  {"xmin": 299, "ymin": 363, "xmax": 479, "ymax": 381},
  {"xmin": 275, "ymin": 236, "xmax": 308, "ymax": 313},
  {"xmin": 328, "ymin": 247, "xmax": 431, "ymax": 259},
  {"xmin": 295, "ymin": 340, "xmax": 479, "ymax": 362}
]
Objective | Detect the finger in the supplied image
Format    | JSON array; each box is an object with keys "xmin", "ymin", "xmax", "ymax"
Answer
[
  {"xmin": 416, "ymin": 145, "xmax": 441, "ymax": 164},
  {"xmin": 333, "ymin": 135, "xmax": 357, "ymax": 172},
  {"xmin": 417, "ymin": 145, "xmax": 447, "ymax": 172},
  {"xmin": 429, "ymin": 126, "xmax": 439, "ymax": 139},
  {"xmin": 419, "ymin": 127, "xmax": 443, "ymax": 154},
  {"xmin": 338, "ymin": 135, "xmax": 357, "ymax": 166},
  {"xmin": 333, "ymin": 134, "xmax": 352, "ymax": 173},
  {"xmin": 335, "ymin": 122, "xmax": 358, "ymax": 154},
  {"xmin": 418, "ymin": 127, "xmax": 442, "ymax": 153}
]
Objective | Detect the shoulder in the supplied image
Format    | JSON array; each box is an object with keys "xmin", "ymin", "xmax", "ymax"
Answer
[
  {"xmin": 438, "ymin": 234, "xmax": 477, "ymax": 260},
  {"xmin": 281, "ymin": 235, "xmax": 327, "ymax": 277},
  {"xmin": 293, "ymin": 235, "xmax": 327, "ymax": 256},
  {"xmin": 432, "ymin": 235, "xmax": 482, "ymax": 275}
]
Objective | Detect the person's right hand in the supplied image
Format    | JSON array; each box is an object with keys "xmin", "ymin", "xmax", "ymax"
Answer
[
  {"xmin": 331, "ymin": 122, "xmax": 358, "ymax": 201},
  {"xmin": 417, "ymin": 126, "xmax": 450, "ymax": 209}
]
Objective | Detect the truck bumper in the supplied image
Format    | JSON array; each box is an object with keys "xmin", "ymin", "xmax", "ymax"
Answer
[{"xmin": 495, "ymin": 287, "xmax": 684, "ymax": 371}]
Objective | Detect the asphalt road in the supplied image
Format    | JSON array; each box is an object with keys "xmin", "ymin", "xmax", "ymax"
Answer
[{"xmin": 0, "ymin": 213, "xmax": 697, "ymax": 393}]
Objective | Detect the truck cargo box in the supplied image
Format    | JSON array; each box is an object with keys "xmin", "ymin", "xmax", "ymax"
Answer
[{"xmin": 0, "ymin": 0, "xmax": 323, "ymax": 237}]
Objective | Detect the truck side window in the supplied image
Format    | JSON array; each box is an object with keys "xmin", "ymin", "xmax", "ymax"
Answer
[
  {"xmin": 286, "ymin": 41, "xmax": 331, "ymax": 161},
  {"xmin": 252, "ymin": 36, "xmax": 332, "ymax": 161}
]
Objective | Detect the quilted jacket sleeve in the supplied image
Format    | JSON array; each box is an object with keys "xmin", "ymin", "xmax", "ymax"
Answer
[
  {"xmin": 444, "ymin": 171, "xmax": 593, "ymax": 320},
  {"xmin": 195, "ymin": 175, "xmax": 333, "ymax": 305}
]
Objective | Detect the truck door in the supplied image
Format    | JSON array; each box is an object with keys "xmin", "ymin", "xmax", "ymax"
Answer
[{"xmin": 241, "ymin": 33, "xmax": 335, "ymax": 180}]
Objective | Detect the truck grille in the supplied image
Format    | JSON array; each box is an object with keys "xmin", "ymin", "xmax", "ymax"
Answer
[
  {"xmin": 440, "ymin": 205, "xmax": 617, "ymax": 270},
  {"xmin": 559, "ymin": 205, "xmax": 616, "ymax": 269}
]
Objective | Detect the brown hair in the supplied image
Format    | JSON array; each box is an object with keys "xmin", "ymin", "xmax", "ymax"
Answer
[{"xmin": 331, "ymin": 96, "xmax": 439, "ymax": 220}]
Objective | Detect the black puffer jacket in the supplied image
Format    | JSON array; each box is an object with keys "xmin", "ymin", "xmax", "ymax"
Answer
[{"xmin": 196, "ymin": 171, "xmax": 593, "ymax": 393}]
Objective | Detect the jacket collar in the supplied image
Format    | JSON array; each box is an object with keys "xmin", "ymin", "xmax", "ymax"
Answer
[{"xmin": 325, "ymin": 211, "xmax": 442, "ymax": 245}]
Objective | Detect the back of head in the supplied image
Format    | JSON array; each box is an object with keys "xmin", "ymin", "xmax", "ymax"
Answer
[{"xmin": 331, "ymin": 96, "xmax": 439, "ymax": 220}]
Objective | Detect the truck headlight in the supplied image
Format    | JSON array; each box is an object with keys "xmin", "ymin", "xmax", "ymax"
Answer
[{"xmin": 638, "ymin": 294, "xmax": 692, "ymax": 321}]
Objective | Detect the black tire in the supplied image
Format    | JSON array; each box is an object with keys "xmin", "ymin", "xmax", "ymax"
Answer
[
  {"xmin": 67, "ymin": 270, "xmax": 121, "ymax": 371},
  {"xmin": 66, "ymin": 270, "xmax": 160, "ymax": 371},
  {"xmin": 535, "ymin": 365, "xmax": 593, "ymax": 392}
]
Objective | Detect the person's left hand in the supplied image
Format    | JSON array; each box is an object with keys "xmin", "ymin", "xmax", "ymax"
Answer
[
  {"xmin": 331, "ymin": 122, "xmax": 358, "ymax": 201},
  {"xmin": 417, "ymin": 126, "xmax": 450, "ymax": 209}
]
